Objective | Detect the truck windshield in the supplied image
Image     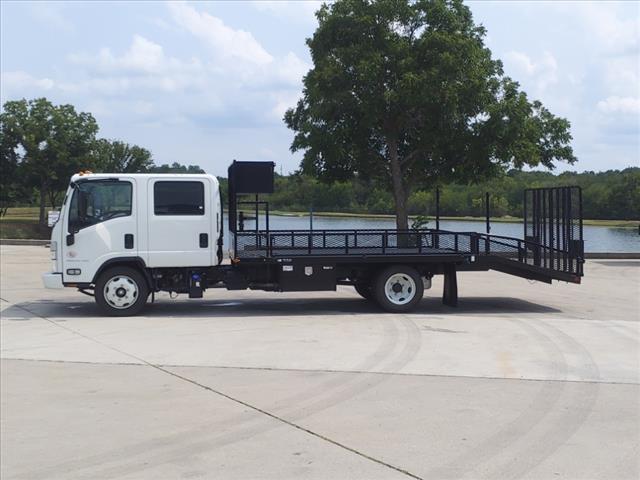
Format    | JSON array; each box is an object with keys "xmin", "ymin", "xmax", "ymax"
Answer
[{"xmin": 68, "ymin": 180, "xmax": 132, "ymax": 232}]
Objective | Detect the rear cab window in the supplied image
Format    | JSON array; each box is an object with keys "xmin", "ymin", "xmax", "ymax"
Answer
[{"xmin": 153, "ymin": 181, "xmax": 205, "ymax": 215}]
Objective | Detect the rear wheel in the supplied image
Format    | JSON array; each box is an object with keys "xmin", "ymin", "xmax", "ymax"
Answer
[
  {"xmin": 95, "ymin": 266, "xmax": 149, "ymax": 316},
  {"xmin": 373, "ymin": 265, "xmax": 423, "ymax": 313}
]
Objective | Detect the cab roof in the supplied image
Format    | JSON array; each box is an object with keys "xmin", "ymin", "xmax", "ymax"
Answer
[{"xmin": 70, "ymin": 172, "xmax": 218, "ymax": 184}]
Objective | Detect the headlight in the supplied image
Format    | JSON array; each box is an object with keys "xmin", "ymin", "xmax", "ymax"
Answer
[{"xmin": 50, "ymin": 241, "xmax": 57, "ymax": 260}]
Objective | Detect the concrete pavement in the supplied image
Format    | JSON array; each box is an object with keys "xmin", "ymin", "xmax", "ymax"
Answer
[{"xmin": 1, "ymin": 245, "xmax": 639, "ymax": 479}]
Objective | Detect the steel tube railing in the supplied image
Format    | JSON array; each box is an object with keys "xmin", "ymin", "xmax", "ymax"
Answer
[{"xmin": 233, "ymin": 228, "xmax": 583, "ymax": 275}]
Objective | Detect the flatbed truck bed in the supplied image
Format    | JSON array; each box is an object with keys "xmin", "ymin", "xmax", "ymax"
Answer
[{"xmin": 224, "ymin": 225, "xmax": 583, "ymax": 311}]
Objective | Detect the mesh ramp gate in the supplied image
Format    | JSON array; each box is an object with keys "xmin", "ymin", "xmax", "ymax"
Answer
[{"xmin": 524, "ymin": 186, "xmax": 584, "ymax": 276}]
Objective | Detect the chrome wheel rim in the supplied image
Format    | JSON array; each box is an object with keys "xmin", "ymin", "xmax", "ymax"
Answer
[
  {"xmin": 384, "ymin": 273, "xmax": 416, "ymax": 305},
  {"xmin": 103, "ymin": 275, "xmax": 138, "ymax": 310}
]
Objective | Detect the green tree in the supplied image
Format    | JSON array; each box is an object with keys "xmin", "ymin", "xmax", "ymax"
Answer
[
  {"xmin": 285, "ymin": 0, "xmax": 576, "ymax": 230},
  {"xmin": 0, "ymin": 98, "xmax": 98, "ymax": 226},
  {"xmin": 0, "ymin": 120, "xmax": 22, "ymax": 216},
  {"xmin": 92, "ymin": 139, "xmax": 154, "ymax": 173},
  {"xmin": 148, "ymin": 162, "xmax": 205, "ymax": 173}
]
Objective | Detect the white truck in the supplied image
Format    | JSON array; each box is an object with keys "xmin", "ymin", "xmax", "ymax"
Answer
[{"xmin": 43, "ymin": 161, "xmax": 584, "ymax": 316}]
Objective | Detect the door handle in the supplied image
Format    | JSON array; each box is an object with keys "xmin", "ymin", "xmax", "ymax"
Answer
[
  {"xmin": 199, "ymin": 233, "xmax": 208, "ymax": 248},
  {"xmin": 124, "ymin": 234, "xmax": 134, "ymax": 249}
]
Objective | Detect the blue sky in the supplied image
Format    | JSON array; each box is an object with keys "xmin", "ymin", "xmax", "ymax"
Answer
[{"xmin": 1, "ymin": 1, "xmax": 638, "ymax": 176}]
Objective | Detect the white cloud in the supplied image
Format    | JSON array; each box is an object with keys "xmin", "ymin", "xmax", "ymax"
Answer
[
  {"xmin": 1, "ymin": 71, "xmax": 55, "ymax": 93},
  {"xmin": 579, "ymin": 3, "xmax": 640, "ymax": 56},
  {"xmin": 65, "ymin": 35, "xmax": 207, "ymax": 95},
  {"xmin": 99, "ymin": 35, "xmax": 166, "ymax": 73},
  {"xmin": 132, "ymin": 100, "xmax": 155, "ymax": 115},
  {"xmin": 263, "ymin": 52, "xmax": 309, "ymax": 89},
  {"xmin": 163, "ymin": 1, "xmax": 312, "ymax": 96},
  {"xmin": 167, "ymin": 2, "xmax": 273, "ymax": 66},
  {"xmin": 28, "ymin": 3, "xmax": 73, "ymax": 32},
  {"xmin": 597, "ymin": 96, "xmax": 640, "ymax": 115},
  {"xmin": 150, "ymin": 16, "xmax": 175, "ymax": 32},
  {"xmin": 69, "ymin": 35, "xmax": 202, "ymax": 75},
  {"xmin": 504, "ymin": 51, "xmax": 536, "ymax": 75},
  {"xmin": 0, "ymin": 2, "xmax": 312, "ymax": 174},
  {"xmin": 47, "ymin": 22, "xmax": 307, "ymax": 130},
  {"xmin": 270, "ymin": 90, "xmax": 301, "ymax": 121},
  {"xmin": 503, "ymin": 50, "xmax": 558, "ymax": 92},
  {"xmin": 251, "ymin": 1, "xmax": 324, "ymax": 23},
  {"xmin": 602, "ymin": 56, "xmax": 639, "ymax": 98}
]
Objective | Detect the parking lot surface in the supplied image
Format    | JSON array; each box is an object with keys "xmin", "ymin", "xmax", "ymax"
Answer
[{"xmin": 1, "ymin": 245, "xmax": 639, "ymax": 479}]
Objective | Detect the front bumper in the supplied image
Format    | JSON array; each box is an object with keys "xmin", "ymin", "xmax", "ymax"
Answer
[{"xmin": 42, "ymin": 272, "xmax": 64, "ymax": 289}]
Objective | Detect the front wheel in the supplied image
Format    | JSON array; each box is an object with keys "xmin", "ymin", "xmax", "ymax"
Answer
[
  {"xmin": 95, "ymin": 266, "xmax": 149, "ymax": 316},
  {"xmin": 373, "ymin": 265, "xmax": 424, "ymax": 313}
]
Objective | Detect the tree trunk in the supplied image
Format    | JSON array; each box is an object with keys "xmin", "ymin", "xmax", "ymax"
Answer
[
  {"xmin": 48, "ymin": 190, "xmax": 61, "ymax": 210},
  {"xmin": 387, "ymin": 135, "xmax": 409, "ymax": 231},
  {"xmin": 38, "ymin": 179, "xmax": 47, "ymax": 228}
]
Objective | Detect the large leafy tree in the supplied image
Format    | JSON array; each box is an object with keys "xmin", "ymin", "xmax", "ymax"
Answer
[
  {"xmin": 148, "ymin": 162, "xmax": 205, "ymax": 173},
  {"xmin": 0, "ymin": 98, "xmax": 98, "ymax": 226},
  {"xmin": 0, "ymin": 120, "xmax": 23, "ymax": 216},
  {"xmin": 285, "ymin": 0, "xmax": 576, "ymax": 229},
  {"xmin": 92, "ymin": 139, "xmax": 154, "ymax": 173}
]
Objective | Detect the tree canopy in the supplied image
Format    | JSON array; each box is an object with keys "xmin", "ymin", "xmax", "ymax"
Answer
[
  {"xmin": 92, "ymin": 139, "xmax": 154, "ymax": 173},
  {"xmin": 147, "ymin": 162, "xmax": 205, "ymax": 173},
  {"xmin": 1, "ymin": 97, "xmax": 206, "ymax": 224},
  {"xmin": 0, "ymin": 98, "xmax": 98, "ymax": 225},
  {"xmin": 285, "ymin": 0, "xmax": 576, "ymax": 229}
]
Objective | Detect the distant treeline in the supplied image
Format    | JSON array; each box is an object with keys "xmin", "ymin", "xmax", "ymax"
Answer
[{"xmin": 220, "ymin": 168, "xmax": 640, "ymax": 220}]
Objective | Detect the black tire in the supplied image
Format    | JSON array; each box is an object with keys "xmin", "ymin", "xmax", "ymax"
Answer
[
  {"xmin": 95, "ymin": 266, "xmax": 149, "ymax": 316},
  {"xmin": 354, "ymin": 282, "xmax": 373, "ymax": 300},
  {"xmin": 373, "ymin": 265, "xmax": 424, "ymax": 313}
]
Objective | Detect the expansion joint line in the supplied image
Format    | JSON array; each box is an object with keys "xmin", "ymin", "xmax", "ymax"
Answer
[{"xmin": 5, "ymin": 302, "xmax": 424, "ymax": 480}]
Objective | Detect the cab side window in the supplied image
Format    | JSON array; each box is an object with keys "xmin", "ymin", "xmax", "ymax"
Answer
[
  {"xmin": 68, "ymin": 180, "xmax": 132, "ymax": 232},
  {"xmin": 154, "ymin": 181, "xmax": 205, "ymax": 215}
]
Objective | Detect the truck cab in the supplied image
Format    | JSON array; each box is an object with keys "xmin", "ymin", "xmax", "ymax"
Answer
[{"xmin": 44, "ymin": 172, "xmax": 223, "ymax": 313}]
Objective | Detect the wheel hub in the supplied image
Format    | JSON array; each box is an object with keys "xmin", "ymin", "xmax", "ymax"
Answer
[
  {"xmin": 103, "ymin": 275, "xmax": 138, "ymax": 309},
  {"xmin": 384, "ymin": 273, "xmax": 416, "ymax": 305}
]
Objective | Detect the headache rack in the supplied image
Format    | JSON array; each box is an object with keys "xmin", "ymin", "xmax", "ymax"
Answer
[{"xmin": 228, "ymin": 161, "xmax": 584, "ymax": 284}]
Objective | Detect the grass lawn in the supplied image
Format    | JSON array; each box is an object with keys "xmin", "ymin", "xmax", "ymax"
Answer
[
  {"xmin": 0, "ymin": 222, "xmax": 50, "ymax": 239},
  {"xmin": 1, "ymin": 207, "xmax": 51, "ymax": 239}
]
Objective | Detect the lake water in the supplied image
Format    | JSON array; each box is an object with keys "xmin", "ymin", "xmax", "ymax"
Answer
[{"xmin": 230, "ymin": 214, "xmax": 640, "ymax": 253}]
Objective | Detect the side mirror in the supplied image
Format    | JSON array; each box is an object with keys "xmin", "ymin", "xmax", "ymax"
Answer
[
  {"xmin": 67, "ymin": 187, "xmax": 85, "ymax": 236},
  {"xmin": 66, "ymin": 233, "xmax": 75, "ymax": 246},
  {"xmin": 68, "ymin": 218, "xmax": 80, "ymax": 235}
]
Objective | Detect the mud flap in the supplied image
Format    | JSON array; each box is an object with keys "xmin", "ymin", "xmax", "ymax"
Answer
[{"xmin": 442, "ymin": 264, "xmax": 458, "ymax": 307}]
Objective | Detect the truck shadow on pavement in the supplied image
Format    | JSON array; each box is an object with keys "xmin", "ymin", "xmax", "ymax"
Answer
[{"xmin": 3, "ymin": 296, "xmax": 561, "ymax": 320}]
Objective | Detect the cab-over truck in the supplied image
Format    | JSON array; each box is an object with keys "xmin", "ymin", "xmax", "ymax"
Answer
[{"xmin": 43, "ymin": 161, "xmax": 584, "ymax": 316}]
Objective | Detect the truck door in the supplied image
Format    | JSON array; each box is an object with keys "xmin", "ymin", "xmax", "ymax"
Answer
[
  {"xmin": 62, "ymin": 178, "xmax": 138, "ymax": 285},
  {"xmin": 147, "ymin": 178, "xmax": 214, "ymax": 267}
]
